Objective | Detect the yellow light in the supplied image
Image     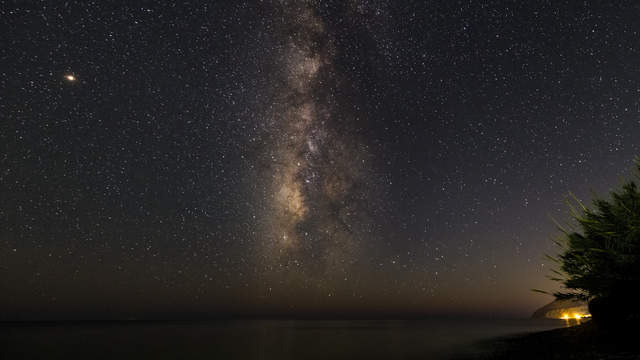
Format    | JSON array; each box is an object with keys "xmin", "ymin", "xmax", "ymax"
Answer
[
  {"xmin": 65, "ymin": 74, "xmax": 76, "ymax": 81},
  {"xmin": 562, "ymin": 314, "xmax": 569, "ymax": 320},
  {"xmin": 574, "ymin": 314, "xmax": 582, "ymax": 319}
]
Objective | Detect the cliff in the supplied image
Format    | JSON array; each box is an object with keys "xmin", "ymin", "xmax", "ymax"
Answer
[{"xmin": 531, "ymin": 298, "xmax": 589, "ymax": 319}]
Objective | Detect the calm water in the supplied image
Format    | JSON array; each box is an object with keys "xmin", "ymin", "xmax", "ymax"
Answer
[{"xmin": 1, "ymin": 318, "xmax": 565, "ymax": 359}]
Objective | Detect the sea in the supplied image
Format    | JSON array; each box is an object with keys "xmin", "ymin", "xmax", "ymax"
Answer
[{"xmin": 1, "ymin": 318, "xmax": 566, "ymax": 359}]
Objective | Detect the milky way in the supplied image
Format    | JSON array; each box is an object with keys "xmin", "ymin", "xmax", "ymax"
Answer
[{"xmin": 256, "ymin": 1, "xmax": 376, "ymax": 290}]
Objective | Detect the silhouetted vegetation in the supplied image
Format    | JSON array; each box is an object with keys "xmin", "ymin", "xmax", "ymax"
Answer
[{"xmin": 545, "ymin": 159, "xmax": 640, "ymax": 325}]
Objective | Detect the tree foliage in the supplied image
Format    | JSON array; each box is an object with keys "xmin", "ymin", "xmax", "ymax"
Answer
[{"xmin": 548, "ymin": 159, "xmax": 640, "ymax": 312}]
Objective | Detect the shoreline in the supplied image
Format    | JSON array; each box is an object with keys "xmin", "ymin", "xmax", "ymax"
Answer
[{"xmin": 461, "ymin": 321, "xmax": 639, "ymax": 359}]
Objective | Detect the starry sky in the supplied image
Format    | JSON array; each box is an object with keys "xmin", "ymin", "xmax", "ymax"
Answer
[{"xmin": 2, "ymin": 1, "xmax": 640, "ymax": 320}]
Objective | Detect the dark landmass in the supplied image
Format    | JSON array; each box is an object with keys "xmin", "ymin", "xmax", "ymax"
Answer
[
  {"xmin": 531, "ymin": 298, "xmax": 588, "ymax": 319},
  {"xmin": 464, "ymin": 321, "xmax": 639, "ymax": 359}
]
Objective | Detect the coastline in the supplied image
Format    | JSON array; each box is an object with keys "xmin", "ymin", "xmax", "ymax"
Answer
[{"xmin": 461, "ymin": 321, "xmax": 639, "ymax": 359}]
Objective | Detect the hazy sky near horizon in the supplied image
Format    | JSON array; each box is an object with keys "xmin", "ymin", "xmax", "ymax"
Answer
[{"xmin": 2, "ymin": 1, "xmax": 640, "ymax": 319}]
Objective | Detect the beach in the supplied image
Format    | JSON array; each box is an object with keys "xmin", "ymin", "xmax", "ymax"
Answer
[{"xmin": 464, "ymin": 320, "xmax": 639, "ymax": 359}]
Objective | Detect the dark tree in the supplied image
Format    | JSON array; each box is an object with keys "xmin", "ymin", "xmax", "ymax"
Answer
[{"xmin": 550, "ymin": 159, "xmax": 640, "ymax": 325}]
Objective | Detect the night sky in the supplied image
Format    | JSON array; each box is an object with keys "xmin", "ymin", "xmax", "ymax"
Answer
[{"xmin": 2, "ymin": 1, "xmax": 640, "ymax": 320}]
